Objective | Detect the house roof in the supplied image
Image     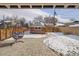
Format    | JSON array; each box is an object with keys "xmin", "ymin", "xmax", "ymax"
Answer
[{"xmin": 31, "ymin": 20, "xmax": 45, "ymax": 27}]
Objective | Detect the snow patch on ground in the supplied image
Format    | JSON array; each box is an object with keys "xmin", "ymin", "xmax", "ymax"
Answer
[
  {"xmin": 23, "ymin": 34, "xmax": 47, "ymax": 39},
  {"xmin": 43, "ymin": 33, "xmax": 79, "ymax": 56},
  {"xmin": 4, "ymin": 37, "xmax": 14, "ymax": 41},
  {"xmin": 65, "ymin": 35, "xmax": 79, "ymax": 40},
  {"xmin": 69, "ymin": 24, "xmax": 79, "ymax": 27}
]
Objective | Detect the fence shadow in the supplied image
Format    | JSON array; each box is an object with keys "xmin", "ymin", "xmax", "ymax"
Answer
[
  {"xmin": 0, "ymin": 40, "xmax": 24, "ymax": 47},
  {"xmin": 0, "ymin": 42, "xmax": 14, "ymax": 47}
]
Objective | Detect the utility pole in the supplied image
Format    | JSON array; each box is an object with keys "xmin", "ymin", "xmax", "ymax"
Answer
[
  {"xmin": 53, "ymin": 8, "xmax": 55, "ymax": 19},
  {"xmin": 53, "ymin": 8, "xmax": 56, "ymax": 26}
]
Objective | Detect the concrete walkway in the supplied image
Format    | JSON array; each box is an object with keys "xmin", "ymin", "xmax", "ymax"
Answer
[{"xmin": 0, "ymin": 37, "xmax": 61, "ymax": 56}]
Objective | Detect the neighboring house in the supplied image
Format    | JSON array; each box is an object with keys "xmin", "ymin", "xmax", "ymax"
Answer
[
  {"xmin": 0, "ymin": 20, "xmax": 12, "ymax": 28},
  {"xmin": 4, "ymin": 20, "xmax": 12, "ymax": 28},
  {"xmin": 30, "ymin": 20, "xmax": 45, "ymax": 34},
  {"xmin": 29, "ymin": 16, "xmax": 60, "ymax": 33}
]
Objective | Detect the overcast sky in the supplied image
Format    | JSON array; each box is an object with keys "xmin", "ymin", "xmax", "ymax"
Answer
[
  {"xmin": 42, "ymin": 9, "xmax": 79, "ymax": 20},
  {"xmin": 0, "ymin": 9, "xmax": 49, "ymax": 22},
  {"xmin": 0, "ymin": 9, "xmax": 79, "ymax": 23}
]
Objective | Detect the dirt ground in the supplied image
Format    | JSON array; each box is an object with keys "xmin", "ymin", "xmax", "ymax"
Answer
[{"xmin": 0, "ymin": 37, "xmax": 61, "ymax": 56}]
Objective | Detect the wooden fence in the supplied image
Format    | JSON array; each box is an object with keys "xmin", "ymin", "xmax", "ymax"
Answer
[
  {"xmin": 0, "ymin": 26, "xmax": 79, "ymax": 41},
  {"xmin": 45, "ymin": 26, "xmax": 60, "ymax": 32},
  {"xmin": 0, "ymin": 27, "xmax": 28, "ymax": 41},
  {"xmin": 0, "ymin": 28, "xmax": 12, "ymax": 41},
  {"xmin": 58, "ymin": 27, "xmax": 79, "ymax": 35},
  {"xmin": 44, "ymin": 26, "xmax": 79, "ymax": 36}
]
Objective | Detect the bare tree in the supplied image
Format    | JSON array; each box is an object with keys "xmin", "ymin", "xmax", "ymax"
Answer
[
  {"xmin": 19, "ymin": 17, "xmax": 26, "ymax": 26},
  {"xmin": 33, "ymin": 15, "xmax": 58, "ymax": 27},
  {"xmin": 34, "ymin": 15, "xmax": 44, "ymax": 22},
  {"xmin": 52, "ymin": 17, "xmax": 58, "ymax": 26}
]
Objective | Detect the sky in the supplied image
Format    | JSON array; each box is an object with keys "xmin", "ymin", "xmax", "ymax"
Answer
[
  {"xmin": 0, "ymin": 9, "xmax": 79, "ymax": 23},
  {"xmin": 0, "ymin": 9, "xmax": 49, "ymax": 22},
  {"xmin": 42, "ymin": 9, "xmax": 79, "ymax": 20}
]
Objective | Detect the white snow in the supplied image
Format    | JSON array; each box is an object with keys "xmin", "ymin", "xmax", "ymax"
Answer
[
  {"xmin": 5, "ymin": 37, "xmax": 14, "ymax": 41},
  {"xmin": 69, "ymin": 24, "xmax": 79, "ymax": 27},
  {"xmin": 55, "ymin": 23, "xmax": 65, "ymax": 27},
  {"xmin": 1, "ymin": 37, "xmax": 15, "ymax": 43},
  {"xmin": 23, "ymin": 34, "xmax": 47, "ymax": 39},
  {"xmin": 43, "ymin": 33, "xmax": 79, "ymax": 56}
]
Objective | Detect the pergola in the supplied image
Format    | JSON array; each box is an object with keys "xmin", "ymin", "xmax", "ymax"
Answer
[{"xmin": 0, "ymin": 3, "xmax": 79, "ymax": 9}]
